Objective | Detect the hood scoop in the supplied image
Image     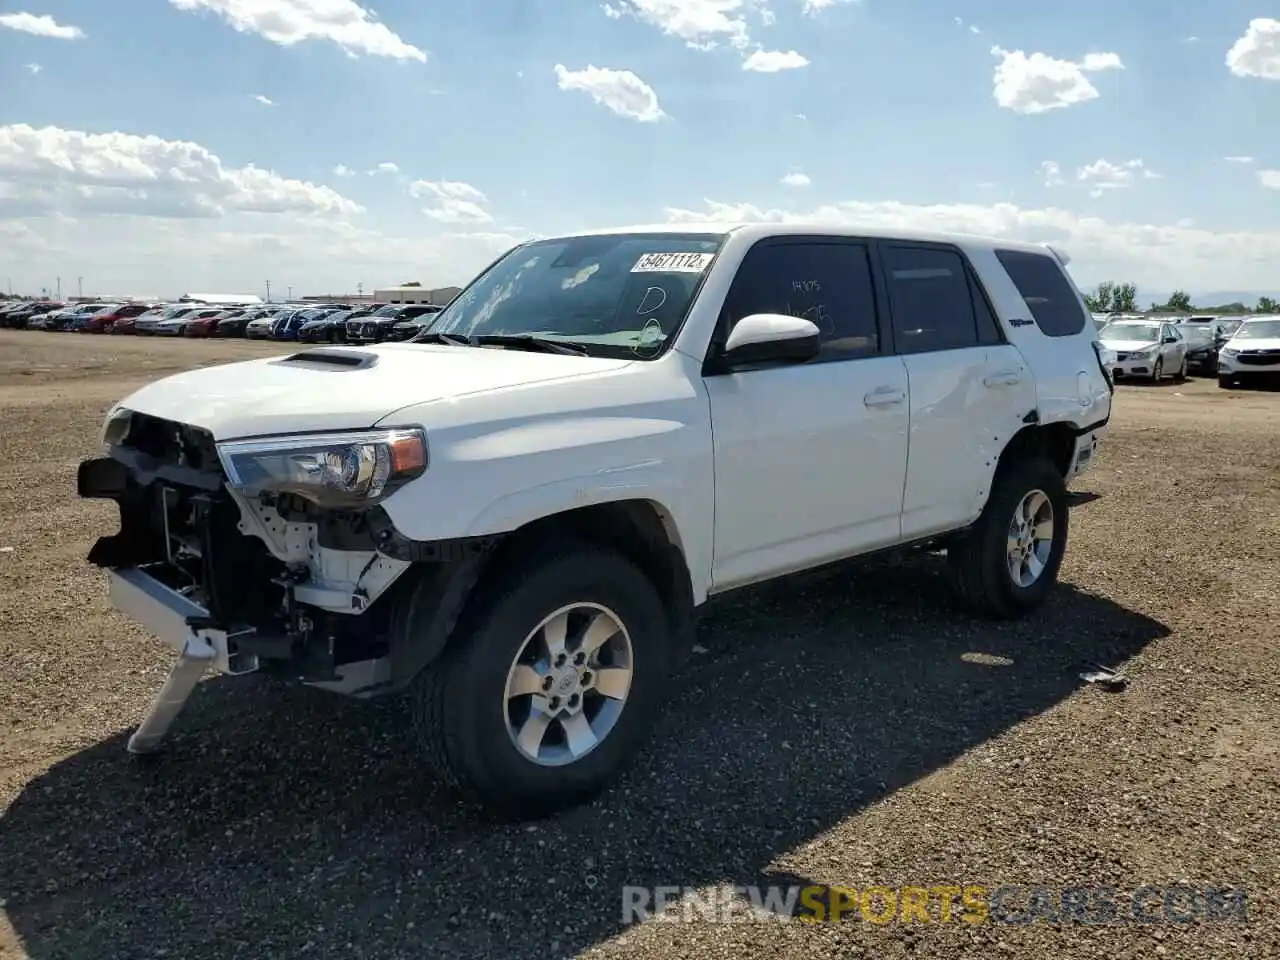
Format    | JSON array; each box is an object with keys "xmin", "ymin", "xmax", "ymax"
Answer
[{"xmin": 276, "ymin": 349, "xmax": 378, "ymax": 370}]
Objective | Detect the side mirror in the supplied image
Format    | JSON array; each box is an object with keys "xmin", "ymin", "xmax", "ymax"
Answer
[
  {"xmin": 1162, "ymin": 336, "xmax": 1177, "ymax": 344},
  {"xmin": 720, "ymin": 313, "xmax": 821, "ymax": 368}
]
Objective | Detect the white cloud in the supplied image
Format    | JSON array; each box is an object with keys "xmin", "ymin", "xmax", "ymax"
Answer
[
  {"xmin": 0, "ymin": 123, "xmax": 361, "ymax": 219},
  {"xmin": 1259, "ymin": 170, "xmax": 1280, "ymax": 190},
  {"xmin": 553, "ymin": 63, "xmax": 666, "ymax": 122},
  {"xmin": 742, "ymin": 48, "xmax": 809, "ymax": 72},
  {"xmin": 409, "ymin": 179, "xmax": 494, "ymax": 223},
  {"xmin": 332, "ymin": 164, "xmax": 355, "ymax": 176},
  {"xmin": 368, "ymin": 161, "xmax": 399, "ymax": 175},
  {"xmin": 804, "ymin": 0, "xmax": 857, "ymax": 14},
  {"xmin": 990, "ymin": 46, "xmax": 1123, "ymax": 114},
  {"xmin": 660, "ymin": 196, "xmax": 1280, "ymax": 289},
  {"xmin": 953, "ymin": 15, "xmax": 980, "ymax": 34},
  {"xmin": 601, "ymin": 0, "xmax": 753, "ymax": 51},
  {"xmin": 0, "ymin": 216, "xmax": 528, "ymax": 299},
  {"xmin": 780, "ymin": 172, "xmax": 811, "ymax": 187},
  {"xmin": 1076, "ymin": 158, "xmax": 1160, "ymax": 197},
  {"xmin": 166, "ymin": 0, "xmax": 425, "ymax": 61},
  {"xmin": 1226, "ymin": 19, "xmax": 1280, "ymax": 80},
  {"xmin": 1224, "ymin": 156, "xmax": 1255, "ymax": 164},
  {"xmin": 1040, "ymin": 160, "xmax": 1063, "ymax": 186},
  {"xmin": 25, "ymin": 63, "xmax": 42, "ymax": 74},
  {"xmin": 0, "ymin": 11, "xmax": 84, "ymax": 39},
  {"xmin": 253, "ymin": 94, "xmax": 275, "ymax": 106}
]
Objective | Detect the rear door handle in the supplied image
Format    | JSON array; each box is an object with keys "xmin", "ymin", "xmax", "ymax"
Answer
[
  {"xmin": 863, "ymin": 385, "xmax": 906, "ymax": 407},
  {"xmin": 983, "ymin": 370, "xmax": 1023, "ymax": 387}
]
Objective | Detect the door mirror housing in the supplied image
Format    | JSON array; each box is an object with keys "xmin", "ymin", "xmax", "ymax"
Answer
[
  {"xmin": 720, "ymin": 313, "xmax": 822, "ymax": 368},
  {"xmin": 1162, "ymin": 335, "xmax": 1178, "ymax": 344}
]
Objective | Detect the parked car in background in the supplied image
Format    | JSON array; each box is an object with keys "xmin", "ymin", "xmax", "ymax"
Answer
[
  {"xmin": 75, "ymin": 302, "xmax": 152, "ymax": 333},
  {"xmin": 1217, "ymin": 317, "xmax": 1280, "ymax": 388},
  {"xmin": 387, "ymin": 306, "xmax": 445, "ymax": 341},
  {"xmin": 298, "ymin": 308, "xmax": 366, "ymax": 343},
  {"xmin": 215, "ymin": 307, "xmax": 279, "ymax": 338},
  {"xmin": 136, "ymin": 305, "xmax": 197, "ymax": 335},
  {"xmin": 347, "ymin": 303, "xmax": 442, "ymax": 343},
  {"xmin": 1179, "ymin": 321, "xmax": 1236, "ymax": 376},
  {"xmin": 68, "ymin": 303, "xmax": 125, "ymax": 333},
  {"xmin": 245, "ymin": 311, "xmax": 284, "ymax": 339},
  {"xmin": 185, "ymin": 308, "xmax": 242, "ymax": 338},
  {"xmin": 156, "ymin": 307, "xmax": 222, "ymax": 336},
  {"xmin": 116, "ymin": 307, "xmax": 164, "ymax": 335},
  {"xmin": 31, "ymin": 303, "xmax": 103, "ymax": 331},
  {"xmin": 269, "ymin": 307, "xmax": 329, "ymax": 341},
  {"xmin": 1, "ymin": 301, "xmax": 62, "ymax": 329},
  {"xmin": 1098, "ymin": 318, "xmax": 1188, "ymax": 381}
]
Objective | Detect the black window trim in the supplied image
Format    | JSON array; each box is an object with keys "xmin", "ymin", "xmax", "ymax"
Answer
[
  {"xmin": 701, "ymin": 233, "xmax": 893, "ymax": 375},
  {"xmin": 871, "ymin": 239, "xmax": 1008, "ymax": 357}
]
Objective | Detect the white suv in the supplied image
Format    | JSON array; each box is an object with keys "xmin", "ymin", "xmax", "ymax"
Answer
[{"xmin": 78, "ymin": 223, "xmax": 1112, "ymax": 817}]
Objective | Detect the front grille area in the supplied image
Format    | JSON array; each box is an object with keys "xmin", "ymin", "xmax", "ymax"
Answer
[
  {"xmin": 121, "ymin": 412, "xmax": 221, "ymax": 473},
  {"xmin": 1237, "ymin": 351, "xmax": 1280, "ymax": 366}
]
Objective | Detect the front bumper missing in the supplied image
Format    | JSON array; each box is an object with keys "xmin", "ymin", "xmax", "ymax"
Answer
[{"xmin": 110, "ymin": 565, "xmax": 259, "ymax": 753}]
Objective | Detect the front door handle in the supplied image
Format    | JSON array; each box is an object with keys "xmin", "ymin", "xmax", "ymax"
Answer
[
  {"xmin": 983, "ymin": 370, "xmax": 1023, "ymax": 387},
  {"xmin": 863, "ymin": 385, "xmax": 906, "ymax": 407}
]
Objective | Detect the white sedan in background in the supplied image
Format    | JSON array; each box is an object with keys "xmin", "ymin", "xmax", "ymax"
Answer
[
  {"xmin": 1097, "ymin": 319, "xmax": 1188, "ymax": 382},
  {"xmin": 1218, "ymin": 317, "xmax": 1280, "ymax": 388}
]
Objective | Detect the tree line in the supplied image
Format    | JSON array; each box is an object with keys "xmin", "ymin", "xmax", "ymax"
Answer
[{"xmin": 1083, "ymin": 281, "xmax": 1279, "ymax": 315}]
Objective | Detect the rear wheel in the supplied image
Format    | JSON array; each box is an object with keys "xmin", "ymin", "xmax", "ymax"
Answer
[
  {"xmin": 948, "ymin": 456, "xmax": 1068, "ymax": 619},
  {"xmin": 410, "ymin": 540, "xmax": 673, "ymax": 818}
]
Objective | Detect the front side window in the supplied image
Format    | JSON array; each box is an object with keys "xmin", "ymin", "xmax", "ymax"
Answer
[
  {"xmin": 881, "ymin": 245, "xmax": 982, "ymax": 354},
  {"xmin": 425, "ymin": 232, "xmax": 726, "ymax": 358},
  {"xmin": 719, "ymin": 240, "xmax": 880, "ymax": 360}
]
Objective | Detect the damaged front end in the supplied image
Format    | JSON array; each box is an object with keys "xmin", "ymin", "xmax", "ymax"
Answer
[{"xmin": 79, "ymin": 409, "xmax": 443, "ymax": 751}]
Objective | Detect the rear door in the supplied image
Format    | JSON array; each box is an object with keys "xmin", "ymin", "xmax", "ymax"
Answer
[
  {"xmin": 704, "ymin": 236, "xmax": 910, "ymax": 591},
  {"xmin": 877, "ymin": 242, "xmax": 1037, "ymax": 539}
]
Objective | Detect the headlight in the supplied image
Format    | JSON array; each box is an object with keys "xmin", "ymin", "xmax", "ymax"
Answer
[
  {"xmin": 102, "ymin": 405, "xmax": 133, "ymax": 445},
  {"xmin": 1220, "ymin": 347, "xmax": 1238, "ymax": 357},
  {"xmin": 217, "ymin": 428, "xmax": 427, "ymax": 506}
]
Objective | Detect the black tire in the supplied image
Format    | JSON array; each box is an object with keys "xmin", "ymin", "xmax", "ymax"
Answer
[
  {"xmin": 1150, "ymin": 357, "xmax": 1163, "ymax": 383},
  {"xmin": 1219, "ymin": 376, "xmax": 1235, "ymax": 390},
  {"xmin": 947, "ymin": 456, "xmax": 1069, "ymax": 620},
  {"xmin": 410, "ymin": 539, "xmax": 672, "ymax": 818}
]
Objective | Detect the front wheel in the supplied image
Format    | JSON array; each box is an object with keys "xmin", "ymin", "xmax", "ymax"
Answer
[
  {"xmin": 1174, "ymin": 355, "xmax": 1188, "ymax": 381},
  {"xmin": 948, "ymin": 456, "xmax": 1069, "ymax": 619},
  {"xmin": 1150, "ymin": 357, "xmax": 1164, "ymax": 382},
  {"xmin": 410, "ymin": 541, "xmax": 672, "ymax": 818}
]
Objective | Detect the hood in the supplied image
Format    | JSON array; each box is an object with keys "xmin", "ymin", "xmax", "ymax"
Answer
[
  {"xmin": 1100, "ymin": 338, "xmax": 1159, "ymax": 352},
  {"xmin": 1226, "ymin": 336, "xmax": 1280, "ymax": 351},
  {"xmin": 116, "ymin": 342, "xmax": 634, "ymax": 440}
]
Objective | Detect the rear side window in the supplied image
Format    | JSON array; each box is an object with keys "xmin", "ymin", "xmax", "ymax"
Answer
[
  {"xmin": 881, "ymin": 245, "xmax": 983, "ymax": 354},
  {"xmin": 994, "ymin": 249, "xmax": 1087, "ymax": 337}
]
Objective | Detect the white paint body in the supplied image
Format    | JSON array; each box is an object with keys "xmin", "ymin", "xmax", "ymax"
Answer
[
  {"xmin": 107, "ymin": 222, "xmax": 1112, "ymax": 609},
  {"xmin": 1218, "ymin": 328, "xmax": 1280, "ymax": 376}
]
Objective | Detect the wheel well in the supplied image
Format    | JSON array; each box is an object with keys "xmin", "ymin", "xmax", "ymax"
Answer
[
  {"xmin": 998, "ymin": 423, "xmax": 1076, "ymax": 479},
  {"xmin": 475, "ymin": 501, "xmax": 696, "ymax": 651}
]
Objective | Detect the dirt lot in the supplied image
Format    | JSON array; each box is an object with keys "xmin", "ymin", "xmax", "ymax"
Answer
[{"xmin": 1, "ymin": 330, "xmax": 1277, "ymax": 960}]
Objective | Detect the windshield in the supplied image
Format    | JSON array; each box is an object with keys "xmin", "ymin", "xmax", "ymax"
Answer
[
  {"xmin": 373, "ymin": 305, "xmax": 402, "ymax": 317},
  {"xmin": 422, "ymin": 232, "xmax": 726, "ymax": 358},
  {"xmin": 1100, "ymin": 322, "xmax": 1160, "ymax": 342},
  {"xmin": 1233, "ymin": 319, "xmax": 1280, "ymax": 339}
]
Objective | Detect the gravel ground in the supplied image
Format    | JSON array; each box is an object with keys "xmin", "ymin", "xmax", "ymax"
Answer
[{"xmin": 0, "ymin": 330, "xmax": 1277, "ymax": 960}]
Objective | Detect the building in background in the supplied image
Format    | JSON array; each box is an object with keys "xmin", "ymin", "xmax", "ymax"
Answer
[{"xmin": 374, "ymin": 285, "xmax": 461, "ymax": 305}]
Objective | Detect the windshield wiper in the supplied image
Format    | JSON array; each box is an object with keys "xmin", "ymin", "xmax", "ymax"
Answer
[
  {"xmin": 413, "ymin": 331, "xmax": 473, "ymax": 346},
  {"xmin": 472, "ymin": 334, "xmax": 588, "ymax": 356}
]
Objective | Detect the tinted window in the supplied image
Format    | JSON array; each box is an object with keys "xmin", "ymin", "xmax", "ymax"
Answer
[
  {"xmin": 969, "ymin": 276, "xmax": 1004, "ymax": 345},
  {"xmin": 881, "ymin": 245, "xmax": 980, "ymax": 354},
  {"xmin": 994, "ymin": 248, "xmax": 1087, "ymax": 337},
  {"xmin": 721, "ymin": 241, "xmax": 879, "ymax": 359}
]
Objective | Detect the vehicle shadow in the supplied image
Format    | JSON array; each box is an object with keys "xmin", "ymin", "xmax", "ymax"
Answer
[{"xmin": 1, "ymin": 553, "xmax": 1168, "ymax": 960}]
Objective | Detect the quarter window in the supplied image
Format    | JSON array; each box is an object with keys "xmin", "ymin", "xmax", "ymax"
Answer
[
  {"xmin": 881, "ymin": 245, "xmax": 982, "ymax": 354},
  {"xmin": 993, "ymin": 248, "xmax": 1088, "ymax": 337},
  {"xmin": 720, "ymin": 241, "xmax": 880, "ymax": 360}
]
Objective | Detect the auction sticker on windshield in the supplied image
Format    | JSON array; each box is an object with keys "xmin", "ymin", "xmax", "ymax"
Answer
[{"xmin": 631, "ymin": 252, "xmax": 715, "ymax": 273}]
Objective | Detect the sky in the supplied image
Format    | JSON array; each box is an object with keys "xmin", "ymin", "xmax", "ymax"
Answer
[{"xmin": 1, "ymin": 1, "xmax": 1278, "ymax": 301}]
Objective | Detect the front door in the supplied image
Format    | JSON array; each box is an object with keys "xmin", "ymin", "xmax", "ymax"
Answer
[{"xmin": 704, "ymin": 237, "xmax": 910, "ymax": 592}]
